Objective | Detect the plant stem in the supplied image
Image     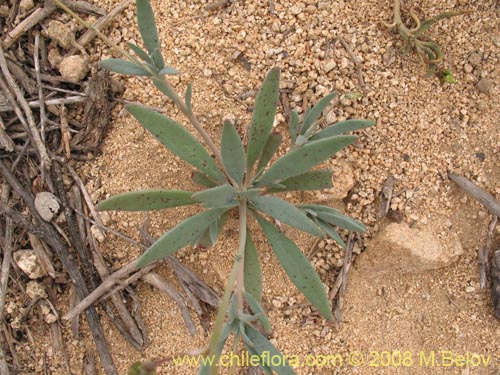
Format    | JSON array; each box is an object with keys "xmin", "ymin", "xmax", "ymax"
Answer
[{"xmin": 207, "ymin": 200, "xmax": 247, "ymax": 375}]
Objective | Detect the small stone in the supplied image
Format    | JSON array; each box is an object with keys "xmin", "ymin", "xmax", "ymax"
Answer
[
  {"xmin": 465, "ymin": 285, "xmax": 475, "ymax": 293},
  {"xmin": 48, "ymin": 48, "xmax": 63, "ymax": 68},
  {"xmin": 26, "ymin": 281, "xmax": 48, "ymax": 299},
  {"xmin": 90, "ymin": 225, "xmax": 105, "ymax": 243},
  {"xmin": 59, "ymin": 55, "xmax": 89, "ymax": 83},
  {"xmin": 0, "ymin": 5, "xmax": 9, "ymax": 16},
  {"xmin": 289, "ymin": 3, "xmax": 304, "ymax": 15},
  {"xmin": 14, "ymin": 250, "xmax": 46, "ymax": 279},
  {"xmin": 467, "ymin": 52, "xmax": 481, "ymax": 66},
  {"xmin": 327, "ymin": 161, "xmax": 355, "ymax": 200},
  {"xmin": 45, "ymin": 313, "xmax": 58, "ymax": 324},
  {"xmin": 463, "ymin": 64, "xmax": 473, "ymax": 73},
  {"xmin": 323, "ymin": 60, "xmax": 336, "ymax": 73},
  {"xmin": 476, "ymin": 77, "xmax": 492, "ymax": 94},
  {"xmin": 493, "ymin": 35, "xmax": 500, "ymax": 48},
  {"xmin": 47, "ymin": 20, "xmax": 74, "ymax": 49},
  {"xmin": 272, "ymin": 299, "xmax": 283, "ymax": 308},
  {"xmin": 20, "ymin": 0, "xmax": 34, "ymax": 12},
  {"xmin": 34, "ymin": 192, "xmax": 60, "ymax": 222}
]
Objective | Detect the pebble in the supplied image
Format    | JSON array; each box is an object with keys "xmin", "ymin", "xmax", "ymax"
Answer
[
  {"xmin": 34, "ymin": 192, "xmax": 60, "ymax": 222},
  {"xmin": 476, "ymin": 77, "xmax": 492, "ymax": 94},
  {"xmin": 465, "ymin": 285, "xmax": 475, "ymax": 293},
  {"xmin": 463, "ymin": 64, "xmax": 473, "ymax": 73},
  {"xmin": 14, "ymin": 250, "xmax": 46, "ymax": 279},
  {"xmin": 59, "ymin": 55, "xmax": 89, "ymax": 83}
]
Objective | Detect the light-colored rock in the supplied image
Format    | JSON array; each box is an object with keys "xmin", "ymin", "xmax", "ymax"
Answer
[
  {"xmin": 20, "ymin": 0, "xmax": 34, "ymax": 12},
  {"xmin": 355, "ymin": 223, "xmax": 463, "ymax": 279},
  {"xmin": 47, "ymin": 20, "xmax": 74, "ymax": 49},
  {"xmin": 13, "ymin": 250, "xmax": 46, "ymax": 279},
  {"xmin": 48, "ymin": 48, "xmax": 63, "ymax": 69},
  {"xmin": 90, "ymin": 225, "xmax": 105, "ymax": 243},
  {"xmin": 26, "ymin": 281, "xmax": 48, "ymax": 299},
  {"xmin": 34, "ymin": 192, "xmax": 60, "ymax": 221},
  {"xmin": 328, "ymin": 161, "xmax": 355, "ymax": 199},
  {"xmin": 476, "ymin": 77, "xmax": 492, "ymax": 94},
  {"xmin": 58, "ymin": 55, "xmax": 89, "ymax": 83}
]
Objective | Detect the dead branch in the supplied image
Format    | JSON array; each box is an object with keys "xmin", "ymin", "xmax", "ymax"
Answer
[
  {"xmin": 448, "ymin": 173, "xmax": 500, "ymax": 217},
  {"xmin": 337, "ymin": 34, "xmax": 365, "ymax": 90}
]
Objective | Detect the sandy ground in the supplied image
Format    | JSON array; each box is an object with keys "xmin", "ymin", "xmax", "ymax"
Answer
[{"xmin": 18, "ymin": 0, "xmax": 500, "ymax": 374}]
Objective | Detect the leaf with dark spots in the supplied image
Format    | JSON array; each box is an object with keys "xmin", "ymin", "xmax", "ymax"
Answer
[
  {"xmin": 96, "ymin": 189, "xmax": 195, "ymax": 211},
  {"xmin": 255, "ymin": 215, "xmax": 333, "ymax": 320}
]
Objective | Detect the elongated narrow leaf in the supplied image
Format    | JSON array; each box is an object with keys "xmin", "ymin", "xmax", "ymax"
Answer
[
  {"xmin": 221, "ymin": 121, "xmax": 246, "ymax": 185},
  {"xmin": 185, "ymin": 83, "xmax": 193, "ymax": 115},
  {"xmin": 159, "ymin": 66, "xmax": 179, "ymax": 75},
  {"xmin": 152, "ymin": 48, "xmax": 165, "ymax": 70},
  {"xmin": 256, "ymin": 215, "xmax": 333, "ymax": 320},
  {"xmin": 127, "ymin": 104, "xmax": 225, "ymax": 181},
  {"xmin": 247, "ymin": 68, "xmax": 280, "ymax": 170},
  {"xmin": 244, "ymin": 232, "xmax": 262, "ymax": 302},
  {"xmin": 258, "ymin": 135, "xmax": 357, "ymax": 185},
  {"xmin": 152, "ymin": 76, "xmax": 176, "ymax": 102},
  {"xmin": 300, "ymin": 204, "xmax": 366, "ymax": 232},
  {"xmin": 267, "ymin": 170, "xmax": 333, "ymax": 193},
  {"xmin": 256, "ymin": 132, "xmax": 282, "ymax": 173},
  {"xmin": 136, "ymin": 0, "xmax": 160, "ymax": 55},
  {"xmin": 245, "ymin": 325, "xmax": 297, "ymax": 375},
  {"xmin": 137, "ymin": 208, "xmax": 227, "ymax": 267},
  {"xmin": 289, "ymin": 111, "xmax": 299, "ymax": 144},
  {"xmin": 251, "ymin": 196, "xmax": 324, "ymax": 237},
  {"xmin": 237, "ymin": 188, "xmax": 262, "ymax": 200},
  {"xmin": 245, "ymin": 342, "xmax": 273, "ymax": 375},
  {"xmin": 310, "ymin": 119, "xmax": 375, "ymax": 141},
  {"xmin": 300, "ymin": 92, "xmax": 336, "ymax": 136},
  {"xmin": 192, "ymin": 184, "xmax": 235, "ymax": 207},
  {"xmin": 191, "ymin": 171, "xmax": 217, "ymax": 188},
  {"xmin": 127, "ymin": 42, "xmax": 154, "ymax": 65},
  {"xmin": 314, "ymin": 218, "xmax": 347, "ymax": 248},
  {"xmin": 96, "ymin": 189, "xmax": 195, "ymax": 211},
  {"xmin": 101, "ymin": 59, "xmax": 150, "ymax": 76},
  {"xmin": 244, "ymin": 292, "xmax": 271, "ymax": 333}
]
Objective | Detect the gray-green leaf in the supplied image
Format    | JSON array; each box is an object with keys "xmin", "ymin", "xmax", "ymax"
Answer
[
  {"xmin": 136, "ymin": 0, "xmax": 161, "ymax": 55},
  {"xmin": 245, "ymin": 325, "xmax": 297, "ymax": 375},
  {"xmin": 256, "ymin": 215, "xmax": 333, "ymax": 320},
  {"xmin": 185, "ymin": 83, "xmax": 193, "ymax": 115},
  {"xmin": 247, "ymin": 68, "xmax": 280, "ymax": 170},
  {"xmin": 266, "ymin": 170, "xmax": 333, "ymax": 193},
  {"xmin": 127, "ymin": 104, "xmax": 225, "ymax": 182},
  {"xmin": 96, "ymin": 189, "xmax": 195, "ymax": 211},
  {"xmin": 101, "ymin": 59, "xmax": 151, "ymax": 76},
  {"xmin": 137, "ymin": 208, "xmax": 227, "ymax": 267},
  {"xmin": 256, "ymin": 132, "xmax": 282, "ymax": 174},
  {"xmin": 300, "ymin": 92, "xmax": 336, "ymax": 136},
  {"xmin": 191, "ymin": 171, "xmax": 217, "ymax": 188},
  {"xmin": 289, "ymin": 110, "xmax": 299, "ymax": 144},
  {"xmin": 244, "ymin": 292, "xmax": 271, "ymax": 333},
  {"xmin": 251, "ymin": 196, "xmax": 324, "ymax": 237},
  {"xmin": 258, "ymin": 135, "xmax": 357, "ymax": 185},
  {"xmin": 300, "ymin": 204, "xmax": 366, "ymax": 232},
  {"xmin": 191, "ymin": 184, "xmax": 236, "ymax": 207},
  {"xmin": 127, "ymin": 42, "xmax": 154, "ymax": 65},
  {"xmin": 313, "ymin": 218, "xmax": 347, "ymax": 248},
  {"xmin": 310, "ymin": 119, "xmax": 375, "ymax": 141},
  {"xmin": 244, "ymin": 232, "xmax": 262, "ymax": 302},
  {"xmin": 221, "ymin": 121, "xmax": 246, "ymax": 185},
  {"xmin": 159, "ymin": 66, "xmax": 179, "ymax": 75}
]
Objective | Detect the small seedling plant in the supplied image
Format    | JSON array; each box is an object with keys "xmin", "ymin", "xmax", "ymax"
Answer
[
  {"xmin": 382, "ymin": 0, "xmax": 469, "ymax": 78},
  {"xmin": 60, "ymin": 0, "xmax": 373, "ymax": 373}
]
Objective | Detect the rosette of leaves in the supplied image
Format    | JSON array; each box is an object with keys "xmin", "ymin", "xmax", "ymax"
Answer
[
  {"xmin": 382, "ymin": 0, "xmax": 469, "ymax": 76},
  {"xmin": 95, "ymin": 1, "xmax": 374, "ymax": 374}
]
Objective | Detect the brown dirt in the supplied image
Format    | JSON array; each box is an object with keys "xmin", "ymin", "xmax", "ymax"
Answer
[{"xmin": 22, "ymin": 0, "xmax": 500, "ymax": 374}]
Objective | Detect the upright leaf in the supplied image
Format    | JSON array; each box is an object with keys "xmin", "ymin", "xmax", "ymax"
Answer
[
  {"xmin": 221, "ymin": 121, "xmax": 246, "ymax": 185},
  {"xmin": 246, "ymin": 68, "xmax": 280, "ymax": 170},
  {"xmin": 266, "ymin": 170, "xmax": 333, "ymax": 193},
  {"xmin": 158, "ymin": 66, "xmax": 179, "ymax": 75},
  {"xmin": 244, "ymin": 292, "xmax": 271, "ymax": 333},
  {"xmin": 101, "ymin": 59, "xmax": 151, "ymax": 76},
  {"xmin": 289, "ymin": 111, "xmax": 299, "ymax": 144},
  {"xmin": 313, "ymin": 218, "xmax": 347, "ymax": 248},
  {"xmin": 251, "ymin": 196, "xmax": 324, "ymax": 237},
  {"xmin": 245, "ymin": 325, "xmax": 297, "ymax": 375},
  {"xmin": 191, "ymin": 184, "xmax": 236, "ymax": 207},
  {"xmin": 185, "ymin": 83, "xmax": 193, "ymax": 115},
  {"xmin": 258, "ymin": 135, "xmax": 357, "ymax": 185},
  {"xmin": 136, "ymin": 208, "xmax": 227, "ymax": 267},
  {"xmin": 256, "ymin": 132, "xmax": 282, "ymax": 174},
  {"xmin": 300, "ymin": 92, "xmax": 336, "ymax": 136},
  {"xmin": 127, "ymin": 42, "xmax": 155, "ymax": 65},
  {"xmin": 127, "ymin": 104, "xmax": 225, "ymax": 182},
  {"xmin": 244, "ymin": 232, "xmax": 262, "ymax": 302},
  {"xmin": 152, "ymin": 77, "xmax": 177, "ymax": 102},
  {"xmin": 96, "ymin": 189, "xmax": 195, "ymax": 211},
  {"xmin": 310, "ymin": 119, "xmax": 375, "ymax": 141},
  {"xmin": 136, "ymin": 0, "xmax": 161, "ymax": 55},
  {"xmin": 256, "ymin": 215, "xmax": 333, "ymax": 320}
]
